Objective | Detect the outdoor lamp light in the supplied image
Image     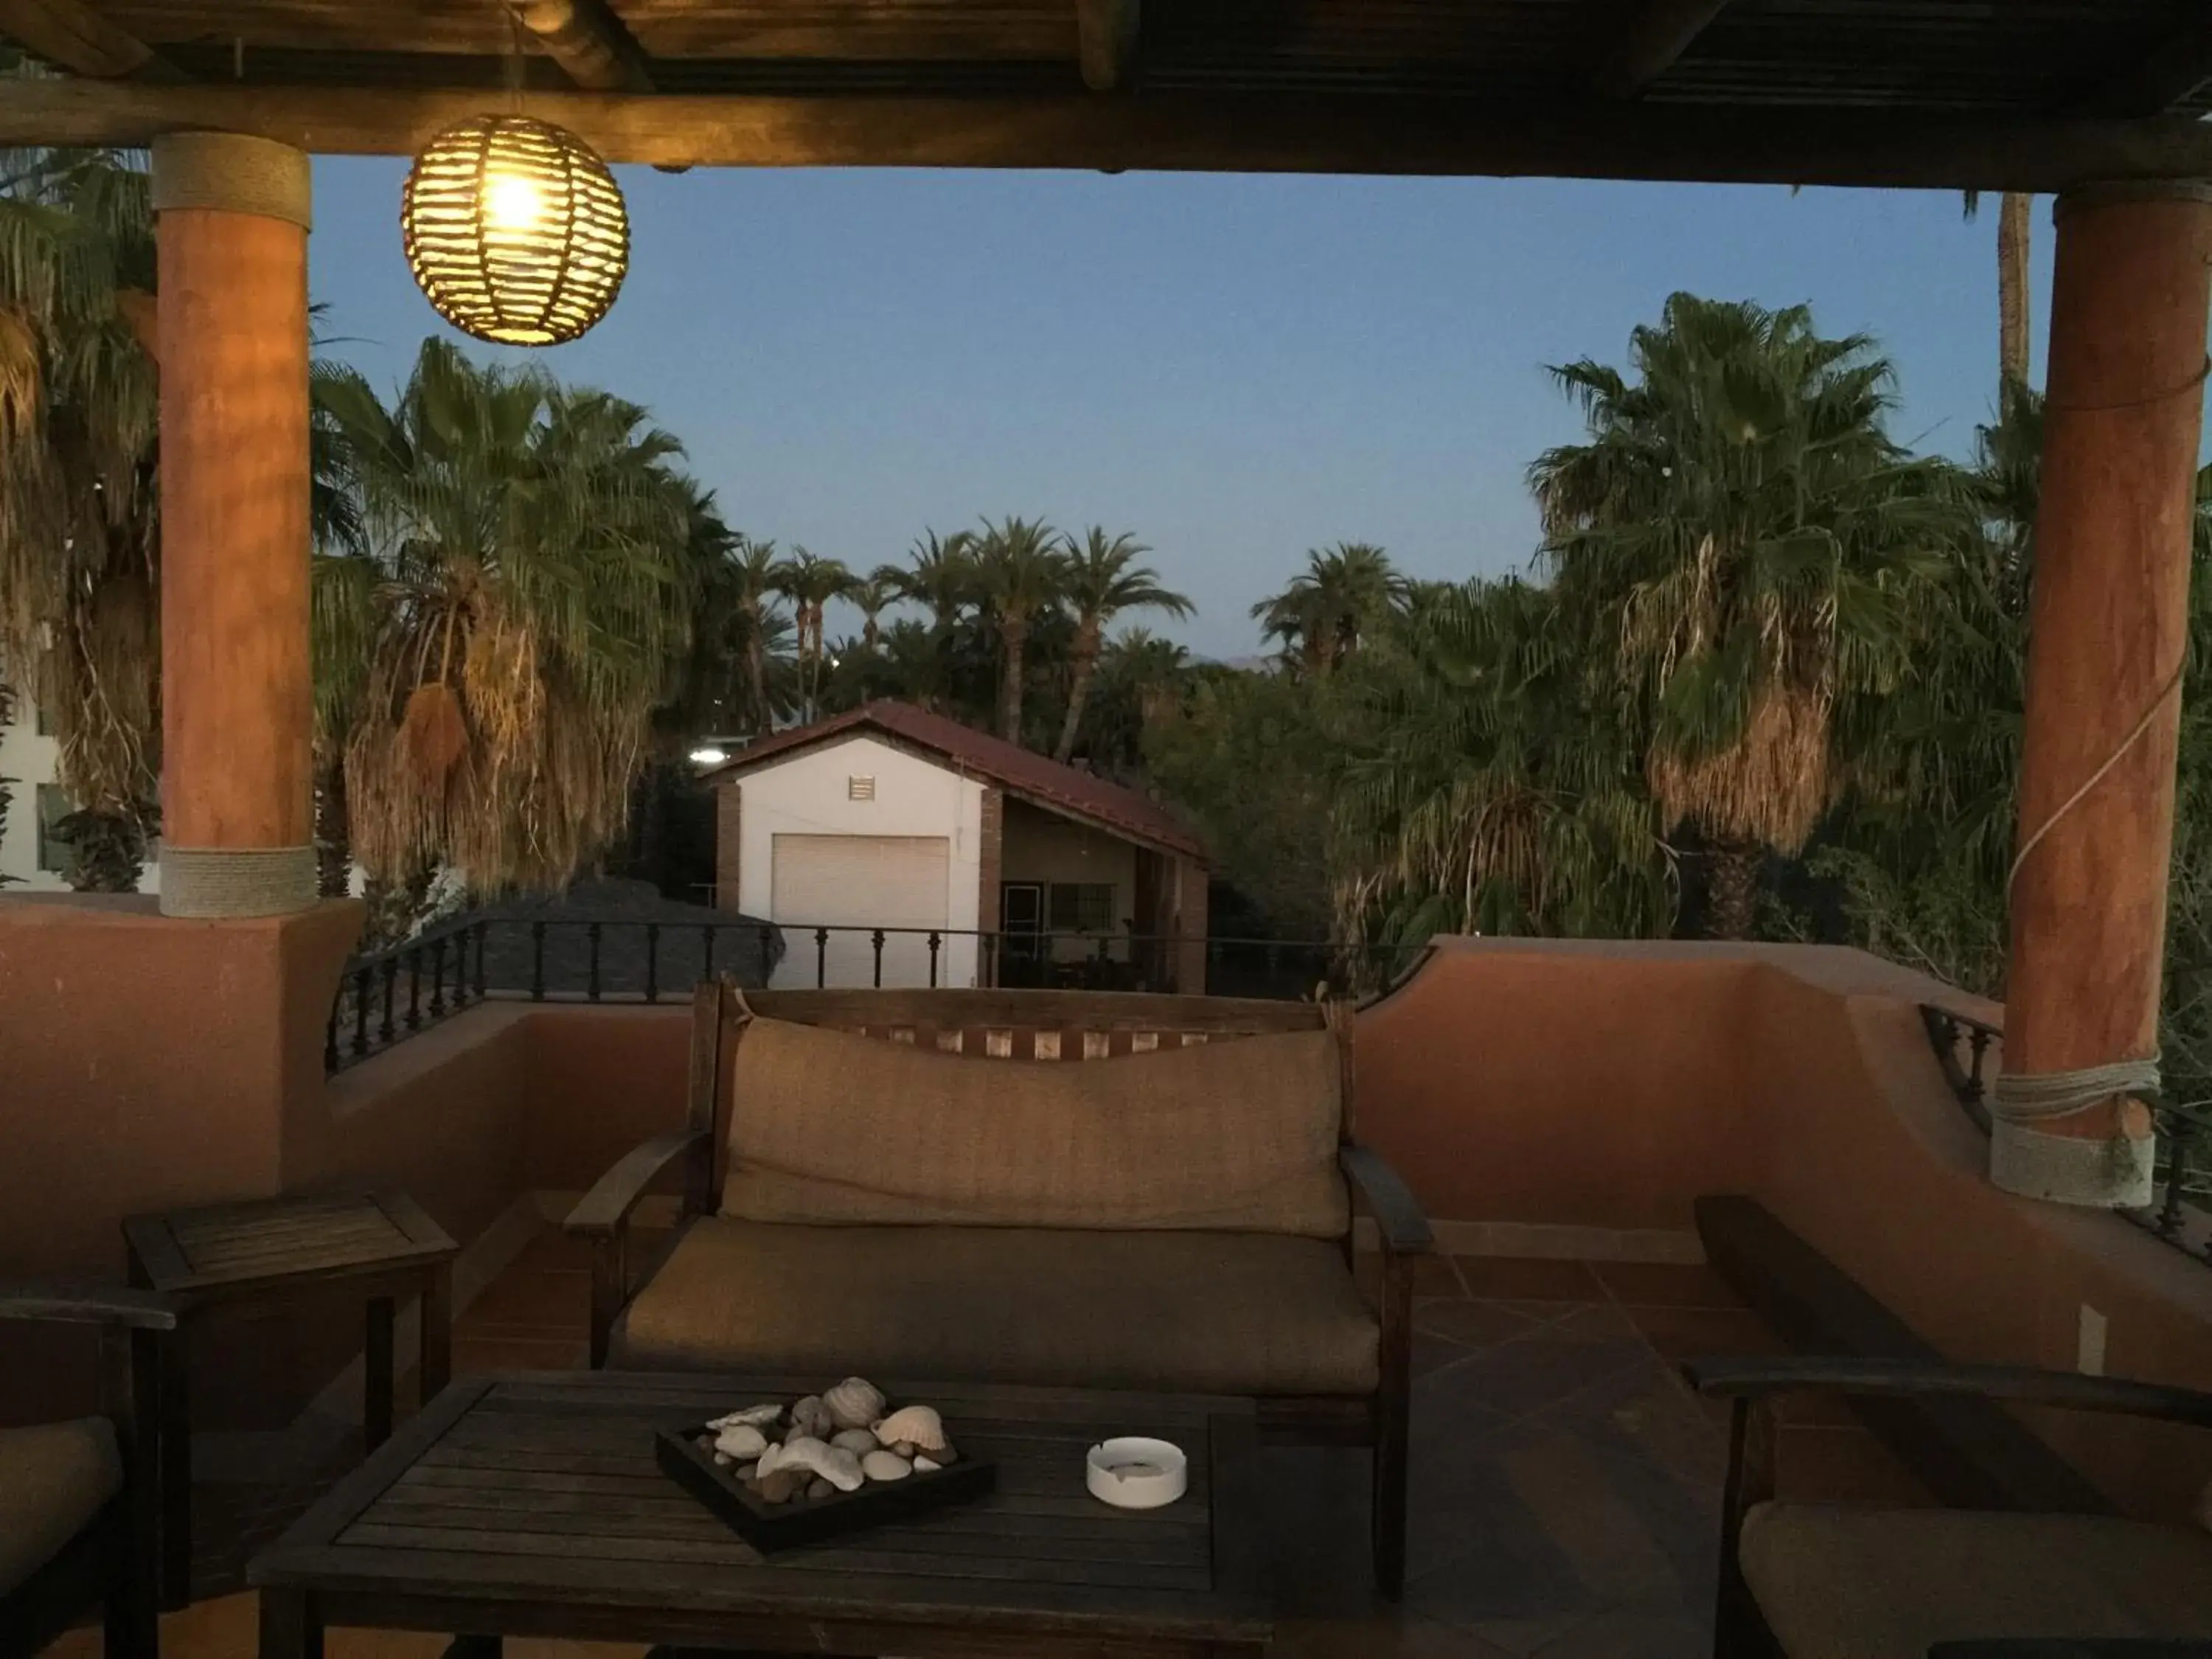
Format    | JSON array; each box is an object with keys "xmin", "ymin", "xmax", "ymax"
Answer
[{"xmin": 402, "ymin": 114, "xmax": 629, "ymax": 347}]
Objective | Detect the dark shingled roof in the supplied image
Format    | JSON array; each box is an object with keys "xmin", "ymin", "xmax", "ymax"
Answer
[{"xmin": 701, "ymin": 701, "xmax": 1206, "ymax": 861}]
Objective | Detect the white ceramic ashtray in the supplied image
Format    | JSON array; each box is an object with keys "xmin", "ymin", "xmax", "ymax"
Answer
[{"xmin": 1085, "ymin": 1436, "xmax": 1188, "ymax": 1509}]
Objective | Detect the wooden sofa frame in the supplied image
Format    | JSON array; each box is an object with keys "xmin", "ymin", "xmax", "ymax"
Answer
[
  {"xmin": 0, "ymin": 1283, "xmax": 177, "ymax": 1659},
  {"xmin": 1686, "ymin": 1354, "xmax": 2212, "ymax": 1659},
  {"xmin": 567, "ymin": 980, "xmax": 1434, "ymax": 1599}
]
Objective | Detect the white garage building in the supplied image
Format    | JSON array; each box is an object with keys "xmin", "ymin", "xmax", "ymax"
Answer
[{"xmin": 703, "ymin": 701, "xmax": 1210, "ymax": 992}]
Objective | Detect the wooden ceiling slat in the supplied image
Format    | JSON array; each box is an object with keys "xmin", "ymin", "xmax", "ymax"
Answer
[
  {"xmin": 2068, "ymin": 4, "xmax": 2212, "ymax": 116},
  {"xmin": 9, "ymin": 77, "xmax": 2212, "ymax": 194},
  {"xmin": 1593, "ymin": 0, "xmax": 1733, "ymax": 98},
  {"xmin": 0, "ymin": 0, "xmax": 182, "ymax": 78}
]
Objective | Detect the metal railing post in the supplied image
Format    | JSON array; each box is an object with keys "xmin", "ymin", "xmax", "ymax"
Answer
[
  {"xmin": 352, "ymin": 967, "xmax": 371, "ymax": 1060},
  {"xmin": 644, "ymin": 922, "xmax": 661, "ymax": 1004},
  {"xmin": 928, "ymin": 931, "xmax": 941, "ymax": 988},
  {"xmin": 815, "ymin": 928, "xmax": 829, "ymax": 988},
  {"xmin": 530, "ymin": 921, "xmax": 548, "ymax": 1001},
  {"xmin": 587, "ymin": 921, "xmax": 603, "ymax": 1002},
  {"xmin": 405, "ymin": 947, "xmax": 423, "ymax": 1031},
  {"xmin": 428, "ymin": 936, "xmax": 448, "ymax": 1018},
  {"xmin": 872, "ymin": 928, "xmax": 886, "ymax": 989}
]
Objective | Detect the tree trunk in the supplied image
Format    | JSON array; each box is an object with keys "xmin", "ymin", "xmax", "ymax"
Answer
[
  {"xmin": 745, "ymin": 637, "xmax": 768, "ymax": 735},
  {"xmin": 61, "ymin": 810, "xmax": 146, "ymax": 894},
  {"xmin": 314, "ymin": 755, "xmax": 352, "ymax": 897},
  {"xmin": 1000, "ymin": 616, "xmax": 1029, "ymax": 744},
  {"xmin": 0, "ymin": 678, "xmax": 15, "ymax": 889},
  {"xmin": 1054, "ymin": 624, "xmax": 1102, "ymax": 763},
  {"xmin": 1705, "ymin": 839, "xmax": 1763, "ymax": 942},
  {"xmin": 1998, "ymin": 190, "xmax": 2033, "ymax": 388}
]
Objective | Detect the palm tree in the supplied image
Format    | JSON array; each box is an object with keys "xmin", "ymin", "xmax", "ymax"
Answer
[
  {"xmin": 1251, "ymin": 543, "xmax": 1403, "ymax": 675},
  {"xmin": 1053, "ymin": 528, "xmax": 1191, "ymax": 762},
  {"xmin": 970, "ymin": 516, "xmax": 1069, "ymax": 744},
  {"xmin": 313, "ymin": 338, "xmax": 697, "ymax": 902},
  {"xmin": 1333, "ymin": 577, "xmax": 1667, "ymax": 954},
  {"xmin": 0, "ymin": 140, "xmax": 160, "ymax": 889},
  {"xmin": 855, "ymin": 566, "xmax": 902, "ymax": 653},
  {"xmin": 1964, "ymin": 191, "xmax": 2036, "ymax": 390},
  {"xmin": 772, "ymin": 547, "xmax": 855, "ymax": 722},
  {"xmin": 1530, "ymin": 293, "xmax": 1969, "ymax": 939},
  {"xmin": 896, "ymin": 530, "xmax": 977, "ymax": 633}
]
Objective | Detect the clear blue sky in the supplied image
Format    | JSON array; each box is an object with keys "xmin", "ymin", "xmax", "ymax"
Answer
[{"xmin": 310, "ymin": 159, "xmax": 2049, "ymax": 659}]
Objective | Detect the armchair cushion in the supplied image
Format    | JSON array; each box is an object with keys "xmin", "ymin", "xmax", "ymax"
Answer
[
  {"xmin": 612, "ymin": 1217, "xmax": 1380, "ymax": 1395},
  {"xmin": 722, "ymin": 1016, "xmax": 1349, "ymax": 1237},
  {"xmin": 1741, "ymin": 1501, "xmax": 2212, "ymax": 1659},
  {"xmin": 0, "ymin": 1416, "xmax": 122, "ymax": 1594}
]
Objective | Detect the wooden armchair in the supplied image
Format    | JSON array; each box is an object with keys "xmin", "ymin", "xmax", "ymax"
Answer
[
  {"xmin": 0, "ymin": 1283, "xmax": 178, "ymax": 1659},
  {"xmin": 567, "ymin": 981, "xmax": 1433, "ymax": 1597},
  {"xmin": 1687, "ymin": 1356, "xmax": 2212, "ymax": 1659}
]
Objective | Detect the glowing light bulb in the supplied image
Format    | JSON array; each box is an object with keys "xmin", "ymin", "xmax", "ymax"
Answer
[{"xmin": 484, "ymin": 170, "xmax": 544, "ymax": 232}]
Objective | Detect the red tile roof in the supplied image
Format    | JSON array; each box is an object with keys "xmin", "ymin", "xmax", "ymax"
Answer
[{"xmin": 701, "ymin": 701, "xmax": 1206, "ymax": 860}]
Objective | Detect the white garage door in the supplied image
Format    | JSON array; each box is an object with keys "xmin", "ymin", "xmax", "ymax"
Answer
[{"xmin": 770, "ymin": 833, "xmax": 951, "ymax": 989}]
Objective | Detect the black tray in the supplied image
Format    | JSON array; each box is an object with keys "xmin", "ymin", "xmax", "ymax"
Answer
[{"xmin": 655, "ymin": 1423, "xmax": 997, "ymax": 1551}]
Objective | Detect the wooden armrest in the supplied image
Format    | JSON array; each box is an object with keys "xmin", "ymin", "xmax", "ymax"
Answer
[
  {"xmin": 1686, "ymin": 1356, "xmax": 2212, "ymax": 1429},
  {"xmin": 0, "ymin": 1283, "xmax": 180, "ymax": 1331},
  {"xmin": 1340, "ymin": 1144, "xmax": 1434, "ymax": 1253},
  {"xmin": 1930, "ymin": 1644, "xmax": 2212, "ymax": 1658},
  {"xmin": 563, "ymin": 1131, "xmax": 708, "ymax": 1237}
]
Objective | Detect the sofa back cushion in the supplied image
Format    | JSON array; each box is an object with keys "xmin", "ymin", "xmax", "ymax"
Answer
[{"xmin": 720, "ymin": 1015, "xmax": 1349, "ymax": 1237}]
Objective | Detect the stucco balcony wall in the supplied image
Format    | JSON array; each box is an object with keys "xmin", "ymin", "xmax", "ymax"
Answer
[
  {"xmin": 1355, "ymin": 937, "xmax": 2212, "ymax": 1522},
  {"xmin": 4, "ymin": 898, "xmax": 2211, "ymax": 1520}
]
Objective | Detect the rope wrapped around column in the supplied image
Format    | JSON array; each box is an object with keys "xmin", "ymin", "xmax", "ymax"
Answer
[{"xmin": 1989, "ymin": 1056, "xmax": 2160, "ymax": 1206}]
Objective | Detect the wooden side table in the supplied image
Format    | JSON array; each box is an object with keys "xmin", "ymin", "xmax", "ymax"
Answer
[{"xmin": 123, "ymin": 1187, "xmax": 458, "ymax": 1609}]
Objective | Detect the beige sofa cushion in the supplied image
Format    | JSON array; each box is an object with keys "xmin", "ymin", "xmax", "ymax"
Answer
[
  {"xmin": 0, "ymin": 1416, "xmax": 122, "ymax": 1594},
  {"xmin": 613, "ymin": 1217, "xmax": 1380, "ymax": 1396},
  {"xmin": 722, "ymin": 1016, "xmax": 1349, "ymax": 1237},
  {"xmin": 1741, "ymin": 1500, "xmax": 2212, "ymax": 1658}
]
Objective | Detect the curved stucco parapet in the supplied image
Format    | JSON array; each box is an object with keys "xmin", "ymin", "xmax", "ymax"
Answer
[{"xmin": 1350, "ymin": 935, "xmax": 2212, "ymax": 1522}]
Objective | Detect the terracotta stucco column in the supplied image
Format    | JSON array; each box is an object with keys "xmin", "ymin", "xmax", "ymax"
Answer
[
  {"xmin": 152, "ymin": 133, "xmax": 316, "ymax": 917},
  {"xmin": 1999, "ymin": 181, "xmax": 2212, "ymax": 1206}
]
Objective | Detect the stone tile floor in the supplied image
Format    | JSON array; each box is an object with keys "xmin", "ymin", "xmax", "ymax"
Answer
[{"xmin": 47, "ymin": 1232, "xmax": 1927, "ymax": 1659}]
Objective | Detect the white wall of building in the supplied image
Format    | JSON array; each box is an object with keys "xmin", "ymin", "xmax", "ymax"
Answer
[
  {"xmin": 730, "ymin": 735, "xmax": 986, "ymax": 988},
  {"xmin": 0, "ymin": 686, "xmax": 160, "ymax": 894}
]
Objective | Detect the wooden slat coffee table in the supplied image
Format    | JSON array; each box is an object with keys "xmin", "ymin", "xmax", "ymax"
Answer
[{"xmin": 249, "ymin": 1369, "xmax": 1273, "ymax": 1658}]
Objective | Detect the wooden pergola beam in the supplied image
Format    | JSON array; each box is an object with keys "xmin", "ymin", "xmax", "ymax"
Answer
[
  {"xmin": 1077, "ymin": 0, "xmax": 1139, "ymax": 91},
  {"xmin": 506, "ymin": 0, "xmax": 652, "ymax": 94},
  {"xmin": 1593, "ymin": 0, "xmax": 1732, "ymax": 99},
  {"xmin": 0, "ymin": 0, "xmax": 181, "ymax": 81},
  {"xmin": 4, "ymin": 79, "xmax": 2211, "ymax": 192},
  {"xmin": 2070, "ymin": 8, "xmax": 2212, "ymax": 117}
]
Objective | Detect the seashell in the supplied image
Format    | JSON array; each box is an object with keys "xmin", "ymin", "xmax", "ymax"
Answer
[
  {"xmin": 707, "ymin": 1404, "xmax": 782, "ymax": 1430},
  {"xmin": 825, "ymin": 1377, "xmax": 888, "ymax": 1430},
  {"xmin": 773, "ymin": 1434, "xmax": 865, "ymax": 1493},
  {"xmin": 712, "ymin": 1451, "xmax": 732, "ymax": 1467},
  {"xmin": 870, "ymin": 1405, "xmax": 947, "ymax": 1455},
  {"xmin": 714, "ymin": 1425, "xmax": 768, "ymax": 1459},
  {"xmin": 754, "ymin": 1441, "xmax": 785, "ymax": 1477},
  {"xmin": 757, "ymin": 1467, "xmax": 801, "ymax": 1504},
  {"xmin": 914, "ymin": 1454, "xmax": 942, "ymax": 1473},
  {"xmin": 831, "ymin": 1427, "xmax": 880, "ymax": 1454},
  {"xmin": 734, "ymin": 1461, "xmax": 758, "ymax": 1481},
  {"xmin": 790, "ymin": 1395, "xmax": 833, "ymax": 1439},
  {"xmin": 861, "ymin": 1450, "xmax": 911, "ymax": 1482},
  {"xmin": 806, "ymin": 1476, "xmax": 835, "ymax": 1501}
]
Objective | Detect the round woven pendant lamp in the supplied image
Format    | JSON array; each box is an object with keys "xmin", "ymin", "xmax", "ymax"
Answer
[{"xmin": 402, "ymin": 114, "xmax": 629, "ymax": 347}]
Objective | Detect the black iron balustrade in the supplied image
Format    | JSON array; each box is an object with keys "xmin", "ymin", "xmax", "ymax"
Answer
[
  {"xmin": 325, "ymin": 916, "xmax": 490, "ymax": 1074},
  {"xmin": 1920, "ymin": 1003, "xmax": 2212, "ymax": 1269},
  {"xmin": 327, "ymin": 914, "xmax": 1396, "ymax": 1075}
]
